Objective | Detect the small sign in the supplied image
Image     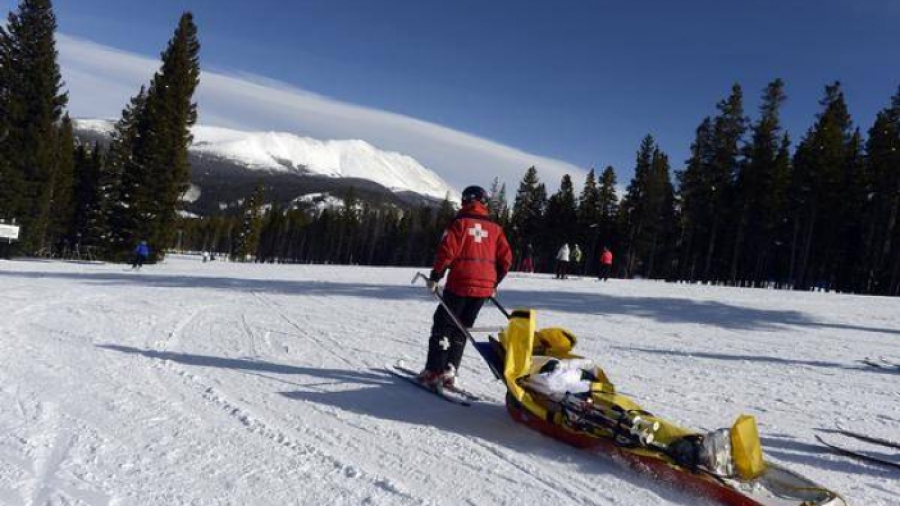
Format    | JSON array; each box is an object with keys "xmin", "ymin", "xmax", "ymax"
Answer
[{"xmin": 0, "ymin": 224, "xmax": 20, "ymax": 241}]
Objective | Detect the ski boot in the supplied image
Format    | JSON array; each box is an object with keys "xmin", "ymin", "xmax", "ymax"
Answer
[
  {"xmin": 440, "ymin": 365, "xmax": 458, "ymax": 390},
  {"xmin": 668, "ymin": 429, "xmax": 735, "ymax": 476},
  {"xmin": 416, "ymin": 369, "xmax": 443, "ymax": 388}
]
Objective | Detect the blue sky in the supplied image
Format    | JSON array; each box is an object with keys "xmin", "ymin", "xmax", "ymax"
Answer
[{"xmin": 5, "ymin": 0, "xmax": 899, "ymax": 192}]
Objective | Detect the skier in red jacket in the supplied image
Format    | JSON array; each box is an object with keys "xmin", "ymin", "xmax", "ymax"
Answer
[
  {"xmin": 599, "ymin": 247, "xmax": 613, "ymax": 281},
  {"xmin": 419, "ymin": 185, "xmax": 513, "ymax": 388}
]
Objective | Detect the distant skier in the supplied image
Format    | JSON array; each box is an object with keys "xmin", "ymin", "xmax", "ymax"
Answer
[
  {"xmin": 572, "ymin": 244, "xmax": 583, "ymax": 275},
  {"xmin": 132, "ymin": 240, "xmax": 151, "ymax": 269},
  {"xmin": 555, "ymin": 243, "xmax": 570, "ymax": 279},
  {"xmin": 419, "ymin": 185, "xmax": 513, "ymax": 388},
  {"xmin": 599, "ymin": 247, "xmax": 613, "ymax": 281},
  {"xmin": 521, "ymin": 243, "xmax": 535, "ymax": 273}
]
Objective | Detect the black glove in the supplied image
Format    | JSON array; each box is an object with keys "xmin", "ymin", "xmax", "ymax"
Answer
[{"xmin": 427, "ymin": 270, "xmax": 443, "ymax": 293}]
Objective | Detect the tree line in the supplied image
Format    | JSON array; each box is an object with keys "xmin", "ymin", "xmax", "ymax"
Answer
[
  {"xmin": 0, "ymin": 0, "xmax": 200, "ymax": 262},
  {"xmin": 186, "ymin": 79, "xmax": 900, "ymax": 297},
  {"xmin": 507, "ymin": 80, "xmax": 900, "ymax": 296},
  {"xmin": 175, "ymin": 185, "xmax": 458, "ymax": 268}
]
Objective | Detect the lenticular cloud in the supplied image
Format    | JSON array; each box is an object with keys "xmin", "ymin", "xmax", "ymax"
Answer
[{"xmin": 57, "ymin": 34, "xmax": 586, "ymax": 192}]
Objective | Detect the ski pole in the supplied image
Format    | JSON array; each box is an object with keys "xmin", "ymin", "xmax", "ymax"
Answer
[
  {"xmin": 412, "ymin": 272, "xmax": 503, "ymax": 380},
  {"xmin": 489, "ymin": 296, "xmax": 510, "ymax": 319}
]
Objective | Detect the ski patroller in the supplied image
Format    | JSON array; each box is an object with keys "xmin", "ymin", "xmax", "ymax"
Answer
[{"xmin": 409, "ymin": 274, "xmax": 846, "ymax": 506}]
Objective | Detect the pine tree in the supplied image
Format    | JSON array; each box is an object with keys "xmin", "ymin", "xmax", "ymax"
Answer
[
  {"xmin": 510, "ymin": 166, "xmax": 547, "ymax": 267},
  {"xmin": 107, "ymin": 88, "xmax": 149, "ymax": 259},
  {"xmin": 436, "ymin": 192, "xmax": 456, "ymax": 229},
  {"xmin": 0, "ymin": 24, "xmax": 17, "ymax": 225},
  {"xmin": 789, "ymin": 82, "xmax": 856, "ymax": 290},
  {"xmin": 232, "ymin": 184, "xmax": 264, "ymax": 261},
  {"xmin": 837, "ymin": 130, "xmax": 868, "ymax": 292},
  {"xmin": 620, "ymin": 136, "xmax": 656, "ymax": 276},
  {"xmin": 650, "ymin": 149, "xmax": 676, "ymax": 277},
  {"xmin": 257, "ymin": 202, "xmax": 286, "ymax": 263},
  {"xmin": 107, "ymin": 13, "xmax": 200, "ymax": 262},
  {"xmin": 731, "ymin": 79, "xmax": 787, "ymax": 285},
  {"xmin": 768, "ymin": 133, "xmax": 793, "ymax": 286},
  {"xmin": 488, "ymin": 176, "xmax": 506, "ymax": 221},
  {"xmin": 596, "ymin": 165, "xmax": 619, "ymax": 266},
  {"xmin": 48, "ymin": 114, "xmax": 75, "ymax": 253},
  {"xmin": 863, "ymin": 87, "xmax": 900, "ymax": 294},
  {"xmin": 497, "ymin": 182, "xmax": 508, "ymax": 224},
  {"xmin": 546, "ymin": 174, "xmax": 578, "ymax": 260},
  {"xmin": 0, "ymin": 0, "xmax": 67, "ymax": 253},
  {"xmin": 577, "ymin": 168, "xmax": 601, "ymax": 273},
  {"xmin": 144, "ymin": 12, "xmax": 201, "ymax": 256},
  {"xmin": 705, "ymin": 84, "xmax": 747, "ymax": 281},
  {"xmin": 76, "ymin": 143, "xmax": 107, "ymax": 257},
  {"xmin": 675, "ymin": 85, "xmax": 747, "ymax": 282},
  {"xmin": 70, "ymin": 144, "xmax": 97, "ymax": 255},
  {"xmin": 620, "ymin": 137, "xmax": 675, "ymax": 277},
  {"xmin": 577, "ymin": 168, "xmax": 601, "ymax": 230},
  {"xmin": 676, "ymin": 118, "xmax": 713, "ymax": 280}
]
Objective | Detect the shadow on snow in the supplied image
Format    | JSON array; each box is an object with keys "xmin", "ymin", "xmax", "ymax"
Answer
[
  {"xmin": 97, "ymin": 344, "xmax": 702, "ymax": 504},
  {"xmin": 5, "ymin": 267, "xmax": 900, "ymax": 336},
  {"xmin": 612, "ymin": 346, "xmax": 899, "ymax": 376},
  {"xmin": 762, "ymin": 434, "xmax": 898, "ymax": 479}
]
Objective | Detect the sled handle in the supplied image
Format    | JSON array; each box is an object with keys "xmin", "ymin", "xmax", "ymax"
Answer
[{"xmin": 411, "ymin": 273, "xmax": 511, "ymax": 320}]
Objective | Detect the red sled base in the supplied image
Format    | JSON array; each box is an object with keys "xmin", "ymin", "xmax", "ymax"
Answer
[{"xmin": 505, "ymin": 394, "xmax": 845, "ymax": 506}]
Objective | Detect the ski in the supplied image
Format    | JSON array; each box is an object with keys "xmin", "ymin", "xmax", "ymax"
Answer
[
  {"xmin": 832, "ymin": 427, "xmax": 900, "ymax": 451},
  {"xmin": 385, "ymin": 366, "xmax": 471, "ymax": 407},
  {"xmin": 815, "ymin": 434, "xmax": 900, "ymax": 470},
  {"xmin": 392, "ymin": 364, "xmax": 483, "ymax": 402},
  {"xmin": 859, "ymin": 358, "xmax": 900, "ymax": 371}
]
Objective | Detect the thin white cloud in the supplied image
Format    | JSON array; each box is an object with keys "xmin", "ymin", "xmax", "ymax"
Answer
[{"xmin": 57, "ymin": 34, "xmax": 586, "ymax": 195}]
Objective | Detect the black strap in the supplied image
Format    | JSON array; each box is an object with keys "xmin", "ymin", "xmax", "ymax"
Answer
[{"xmin": 453, "ymin": 213, "xmax": 497, "ymax": 224}]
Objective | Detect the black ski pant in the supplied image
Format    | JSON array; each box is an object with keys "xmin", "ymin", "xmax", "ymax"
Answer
[
  {"xmin": 556, "ymin": 261, "xmax": 569, "ymax": 279},
  {"xmin": 598, "ymin": 264, "xmax": 611, "ymax": 281},
  {"xmin": 425, "ymin": 290, "xmax": 486, "ymax": 373}
]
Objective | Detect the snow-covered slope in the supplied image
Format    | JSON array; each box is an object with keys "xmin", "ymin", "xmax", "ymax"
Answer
[
  {"xmin": 74, "ymin": 119, "xmax": 458, "ymax": 202},
  {"xmin": 0, "ymin": 258, "xmax": 896, "ymax": 505}
]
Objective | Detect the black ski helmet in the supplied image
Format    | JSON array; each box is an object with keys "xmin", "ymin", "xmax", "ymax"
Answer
[{"xmin": 461, "ymin": 185, "xmax": 488, "ymax": 204}]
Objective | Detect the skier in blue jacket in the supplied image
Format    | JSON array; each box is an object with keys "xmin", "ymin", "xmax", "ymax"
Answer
[{"xmin": 132, "ymin": 241, "xmax": 151, "ymax": 268}]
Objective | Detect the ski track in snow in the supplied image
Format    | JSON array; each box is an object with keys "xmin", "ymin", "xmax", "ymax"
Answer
[{"xmin": 0, "ymin": 256, "xmax": 898, "ymax": 505}]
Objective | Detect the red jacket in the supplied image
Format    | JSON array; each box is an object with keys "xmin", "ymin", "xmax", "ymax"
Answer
[
  {"xmin": 432, "ymin": 202, "xmax": 513, "ymax": 298},
  {"xmin": 600, "ymin": 250, "xmax": 613, "ymax": 265}
]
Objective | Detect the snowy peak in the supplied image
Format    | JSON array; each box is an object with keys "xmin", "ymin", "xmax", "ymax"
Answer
[
  {"xmin": 191, "ymin": 126, "xmax": 456, "ymax": 201},
  {"xmin": 74, "ymin": 120, "xmax": 459, "ymax": 202}
]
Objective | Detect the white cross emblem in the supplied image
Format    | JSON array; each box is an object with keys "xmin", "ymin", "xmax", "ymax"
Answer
[
  {"xmin": 439, "ymin": 336, "xmax": 450, "ymax": 351},
  {"xmin": 468, "ymin": 223, "xmax": 489, "ymax": 243}
]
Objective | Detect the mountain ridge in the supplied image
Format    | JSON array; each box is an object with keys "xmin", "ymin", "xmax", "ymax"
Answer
[{"xmin": 73, "ymin": 119, "xmax": 459, "ymax": 215}]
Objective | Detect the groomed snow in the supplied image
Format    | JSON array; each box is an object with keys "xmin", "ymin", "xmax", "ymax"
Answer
[{"xmin": 0, "ymin": 257, "xmax": 896, "ymax": 505}]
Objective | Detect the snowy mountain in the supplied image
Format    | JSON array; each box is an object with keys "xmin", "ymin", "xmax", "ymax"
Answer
[{"xmin": 73, "ymin": 119, "xmax": 459, "ymax": 214}]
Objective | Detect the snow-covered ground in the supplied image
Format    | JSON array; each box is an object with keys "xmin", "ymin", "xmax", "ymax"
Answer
[{"xmin": 0, "ymin": 256, "xmax": 897, "ymax": 505}]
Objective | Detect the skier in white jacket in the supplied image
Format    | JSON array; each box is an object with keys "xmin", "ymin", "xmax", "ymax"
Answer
[{"xmin": 555, "ymin": 243, "xmax": 570, "ymax": 279}]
